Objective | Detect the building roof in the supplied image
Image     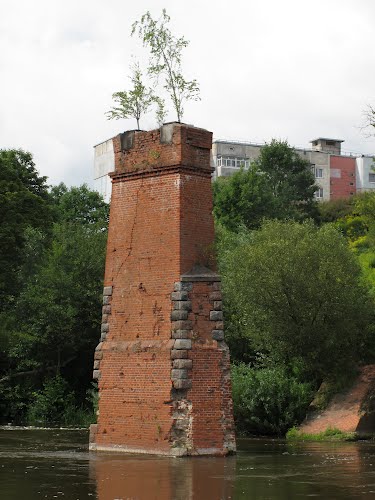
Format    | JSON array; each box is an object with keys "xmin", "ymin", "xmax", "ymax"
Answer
[{"xmin": 310, "ymin": 138, "xmax": 344, "ymax": 143}]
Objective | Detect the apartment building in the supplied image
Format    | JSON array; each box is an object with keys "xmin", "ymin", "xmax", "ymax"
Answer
[{"xmin": 213, "ymin": 137, "xmax": 374, "ymax": 201}]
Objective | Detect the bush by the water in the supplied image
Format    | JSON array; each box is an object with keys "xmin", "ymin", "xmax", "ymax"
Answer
[
  {"xmin": 27, "ymin": 375, "xmax": 96, "ymax": 427},
  {"xmin": 218, "ymin": 220, "xmax": 372, "ymax": 382},
  {"xmin": 231, "ymin": 364, "xmax": 313, "ymax": 436}
]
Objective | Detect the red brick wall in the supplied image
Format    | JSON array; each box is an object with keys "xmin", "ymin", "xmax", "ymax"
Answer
[
  {"xmin": 91, "ymin": 123, "xmax": 235, "ymax": 456},
  {"xmin": 180, "ymin": 173, "xmax": 216, "ymax": 274},
  {"xmin": 187, "ymin": 281, "xmax": 235, "ymax": 453},
  {"xmin": 112, "ymin": 124, "xmax": 212, "ymax": 175},
  {"xmin": 330, "ymin": 155, "xmax": 356, "ymax": 200}
]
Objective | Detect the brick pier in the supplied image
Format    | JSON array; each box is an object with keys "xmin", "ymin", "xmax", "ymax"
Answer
[{"xmin": 89, "ymin": 123, "xmax": 236, "ymax": 456}]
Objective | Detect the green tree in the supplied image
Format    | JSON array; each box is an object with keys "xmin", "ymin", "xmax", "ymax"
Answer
[
  {"xmin": 213, "ymin": 165, "xmax": 276, "ymax": 231},
  {"xmin": 213, "ymin": 141, "xmax": 318, "ymax": 231},
  {"xmin": 339, "ymin": 192, "xmax": 375, "ymax": 299},
  {"xmin": 252, "ymin": 139, "xmax": 318, "ymax": 220},
  {"xmin": 353, "ymin": 191, "xmax": 375, "ymax": 222},
  {"xmin": 0, "ymin": 185, "xmax": 109, "ymax": 422},
  {"xmin": 219, "ymin": 220, "xmax": 372, "ymax": 382},
  {"xmin": 318, "ymin": 198, "xmax": 354, "ymax": 224},
  {"xmin": 132, "ymin": 9, "xmax": 200, "ymax": 123},
  {"xmin": 10, "ymin": 222, "xmax": 106, "ymax": 371},
  {"xmin": 0, "ymin": 149, "xmax": 53, "ymax": 306},
  {"xmin": 106, "ymin": 62, "xmax": 155, "ymax": 130},
  {"xmin": 50, "ymin": 183, "xmax": 109, "ymax": 229}
]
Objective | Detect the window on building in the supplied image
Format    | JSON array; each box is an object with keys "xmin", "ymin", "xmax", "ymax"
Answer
[
  {"xmin": 326, "ymin": 140, "xmax": 335, "ymax": 146},
  {"xmin": 311, "ymin": 165, "xmax": 323, "ymax": 178},
  {"xmin": 369, "ymin": 173, "xmax": 375, "ymax": 183},
  {"xmin": 216, "ymin": 156, "xmax": 250, "ymax": 169},
  {"xmin": 349, "ymin": 182, "xmax": 354, "ymax": 186},
  {"xmin": 314, "ymin": 188, "xmax": 324, "ymax": 199}
]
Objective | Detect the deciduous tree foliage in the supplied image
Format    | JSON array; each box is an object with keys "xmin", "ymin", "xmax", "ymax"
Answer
[
  {"xmin": 318, "ymin": 198, "xmax": 354, "ymax": 224},
  {"xmin": 132, "ymin": 9, "xmax": 200, "ymax": 123},
  {"xmin": 328, "ymin": 192, "xmax": 375, "ymax": 301},
  {"xmin": 0, "ymin": 149, "xmax": 53, "ymax": 305},
  {"xmin": 213, "ymin": 140, "xmax": 318, "ymax": 231},
  {"xmin": 106, "ymin": 62, "xmax": 156, "ymax": 130},
  {"xmin": 253, "ymin": 140, "xmax": 317, "ymax": 208},
  {"xmin": 219, "ymin": 220, "xmax": 371, "ymax": 381},
  {"xmin": 213, "ymin": 166, "xmax": 276, "ymax": 231},
  {"xmin": 231, "ymin": 364, "xmax": 313, "ymax": 435},
  {"xmin": 50, "ymin": 183, "xmax": 109, "ymax": 228},
  {"xmin": 0, "ymin": 183, "xmax": 109, "ymax": 422},
  {"xmin": 11, "ymin": 221, "xmax": 107, "ymax": 373}
]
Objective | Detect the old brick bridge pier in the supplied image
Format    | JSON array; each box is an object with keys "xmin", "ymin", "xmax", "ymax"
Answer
[{"xmin": 89, "ymin": 123, "xmax": 236, "ymax": 456}]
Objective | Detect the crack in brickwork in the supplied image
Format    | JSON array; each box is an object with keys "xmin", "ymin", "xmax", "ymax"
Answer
[{"xmin": 114, "ymin": 177, "xmax": 144, "ymax": 280}]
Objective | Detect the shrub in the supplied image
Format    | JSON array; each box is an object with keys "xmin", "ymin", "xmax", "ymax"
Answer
[
  {"xmin": 27, "ymin": 375, "xmax": 95, "ymax": 427},
  {"xmin": 231, "ymin": 364, "xmax": 313, "ymax": 436},
  {"xmin": 27, "ymin": 375, "xmax": 74, "ymax": 426},
  {"xmin": 0, "ymin": 382, "xmax": 33, "ymax": 424}
]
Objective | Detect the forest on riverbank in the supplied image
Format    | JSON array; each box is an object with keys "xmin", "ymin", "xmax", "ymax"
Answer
[{"xmin": 1, "ymin": 142, "xmax": 375, "ymax": 435}]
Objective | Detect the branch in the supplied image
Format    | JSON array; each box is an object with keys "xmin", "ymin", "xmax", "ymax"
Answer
[{"xmin": 0, "ymin": 356, "xmax": 77, "ymax": 384}]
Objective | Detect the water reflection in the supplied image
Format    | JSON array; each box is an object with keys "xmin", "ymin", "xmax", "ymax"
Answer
[
  {"xmin": 3, "ymin": 429, "xmax": 375, "ymax": 499},
  {"xmin": 90, "ymin": 439, "xmax": 375, "ymax": 500},
  {"xmin": 91, "ymin": 454, "xmax": 235, "ymax": 500}
]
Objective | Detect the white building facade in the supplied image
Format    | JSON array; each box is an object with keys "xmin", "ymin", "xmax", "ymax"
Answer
[{"xmin": 93, "ymin": 139, "xmax": 115, "ymax": 203}]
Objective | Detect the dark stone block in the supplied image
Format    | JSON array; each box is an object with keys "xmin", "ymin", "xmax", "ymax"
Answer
[
  {"xmin": 212, "ymin": 330, "xmax": 224, "ymax": 341},
  {"xmin": 210, "ymin": 311, "xmax": 223, "ymax": 321},
  {"xmin": 171, "ymin": 310, "xmax": 189, "ymax": 321}
]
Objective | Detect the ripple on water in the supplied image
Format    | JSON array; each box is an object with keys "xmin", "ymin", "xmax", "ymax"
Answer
[{"xmin": 2, "ymin": 431, "xmax": 375, "ymax": 499}]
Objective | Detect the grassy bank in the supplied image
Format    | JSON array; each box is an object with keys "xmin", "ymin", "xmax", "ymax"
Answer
[{"xmin": 286, "ymin": 427, "xmax": 358, "ymax": 442}]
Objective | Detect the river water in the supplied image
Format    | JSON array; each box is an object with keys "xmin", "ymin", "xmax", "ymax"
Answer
[{"xmin": 1, "ymin": 428, "xmax": 375, "ymax": 499}]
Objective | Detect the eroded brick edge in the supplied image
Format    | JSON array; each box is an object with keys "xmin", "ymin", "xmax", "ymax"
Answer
[
  {"xmin": 92, "ymin": 287, "xmax": 112, "ymax": 382},
  {"xmin": 169, "ymin": 280, "xmax": 236, "ymax": 455}
]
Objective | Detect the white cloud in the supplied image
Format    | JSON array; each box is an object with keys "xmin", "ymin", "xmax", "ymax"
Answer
[{"xmin": 1, "ymin": 0, "xmax": 375, "ymax": 187}]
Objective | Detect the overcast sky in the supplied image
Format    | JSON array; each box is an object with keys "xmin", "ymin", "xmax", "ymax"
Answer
[{"xmin": 2, "ymin": 0, "xmax": 375, "ymax": 188}]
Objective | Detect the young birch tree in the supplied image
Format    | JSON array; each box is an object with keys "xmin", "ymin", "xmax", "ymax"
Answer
[
  {"xmin": 106, "ymin": 62, "xmax": 154, "ymax": 130},
  {"xmin": 132, "ymin": 9, "xmax": 200, "ymax": 123}
]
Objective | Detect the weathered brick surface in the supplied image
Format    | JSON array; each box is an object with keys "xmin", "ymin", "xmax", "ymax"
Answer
[
  {"xmin": 112, "ymin": 124, "xmax": 213, "ymax": 177},
  {"xmin": 91, "ymin": 123, "xmax": 235, "ymax": 456}
]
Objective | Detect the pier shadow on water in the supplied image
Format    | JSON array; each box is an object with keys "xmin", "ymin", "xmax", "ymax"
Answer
[{"xmin": 2, "ymin": 428, "xmax": 375, "ymax": 499}]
